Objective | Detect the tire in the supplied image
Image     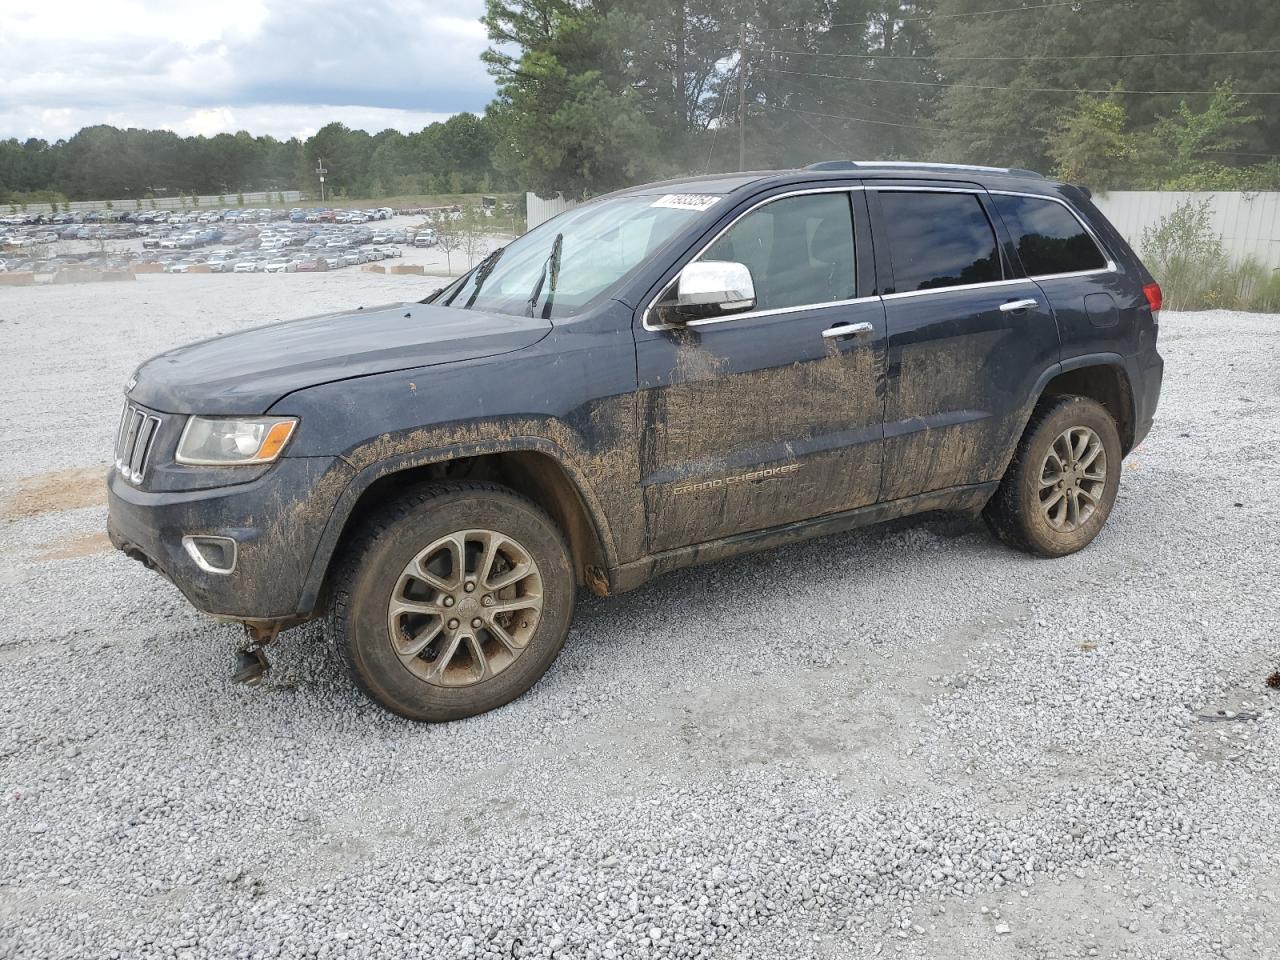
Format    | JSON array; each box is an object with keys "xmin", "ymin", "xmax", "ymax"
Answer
[
  {"xmin": 327, "ymin": 481, "xmax": 575, "ymax": 722},
  {"xmin": 984, "ymin": 395, "xmax": 1122, "ymax": 558}
]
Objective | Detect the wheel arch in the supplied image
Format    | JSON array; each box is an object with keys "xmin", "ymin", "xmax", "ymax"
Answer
[
  {"xmin": 297, "ymin": 438, "xmax": 617, "ymax": 617},
  {"xmin": 1036, "ymin": 355, "xmax": 1136, "ymax": 453}
]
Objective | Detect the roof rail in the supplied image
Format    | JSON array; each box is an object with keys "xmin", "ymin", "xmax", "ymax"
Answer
[{"xmin": 805, "ymin": 160, "xmax": 1044, "ymax": 178}]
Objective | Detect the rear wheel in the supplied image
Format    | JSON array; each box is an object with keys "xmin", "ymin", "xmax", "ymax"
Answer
[
  {"xmin": 984, "ymin": 395, "xmax": 1122, "ymax": 557},
  {"xmin": 328, "ymin": 482, "xmax": 575, "ymax": 721}
]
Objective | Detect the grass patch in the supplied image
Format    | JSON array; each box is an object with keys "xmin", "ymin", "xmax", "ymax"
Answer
[{"xmin": 1141, "ymin": 199, "xmax": 1280, "ymax": 312}]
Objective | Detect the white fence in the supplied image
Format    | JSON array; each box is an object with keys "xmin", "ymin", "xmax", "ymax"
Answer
[
  {"xmin": 526, "ymin": 192, "xmax": 579, "ymax": 229},
  {"xmin": 1092, "ymin": 191, "xmax": 1280, "ymax": 270}
]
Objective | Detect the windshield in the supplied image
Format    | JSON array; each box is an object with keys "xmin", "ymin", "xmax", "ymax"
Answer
[{"xmin": 442, "ymin": 194, "xmax": 715, "ymax": 319}]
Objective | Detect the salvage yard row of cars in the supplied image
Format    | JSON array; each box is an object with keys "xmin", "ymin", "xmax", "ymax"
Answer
[
  {"xmin": 171, "ymin": 243, "xmax": 404, "ymax": 274},
  {"xmin": 0, "ymin": 205, "xmax": 397, "ymax": 229},
  {"xmin": 0, "ymin": 207, "xmax": 434, "ymax": 275}
]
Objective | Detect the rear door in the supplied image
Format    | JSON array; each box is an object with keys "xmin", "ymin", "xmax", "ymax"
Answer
[
  {"xmin": 868, "ymin": 184, "xmax": 1061, "ymax": 501},
  {"xmin": 986, "ymin": 191, "xmax": 1134, "ymax": 359},
  {"xmin": 635, "ymin": 187, "xmax": 887, "ymax": 553}
]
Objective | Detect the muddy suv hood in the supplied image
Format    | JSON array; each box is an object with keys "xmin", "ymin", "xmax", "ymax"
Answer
[{"xmin": 128, "ymin": 302, "xmax": 551, "ymax": 414}]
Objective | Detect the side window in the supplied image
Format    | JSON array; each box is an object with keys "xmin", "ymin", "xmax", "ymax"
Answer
[
  {"xmin": 878, "ymin": 191, "xmax": 1001, "ymax": 292},
  {"xmin": 701, "ymin": 192, "xmax": 855, "ymax": 311},
  {"xmin": 991, "ymin": 194, "xmax": 1108, "ymax": 276}
]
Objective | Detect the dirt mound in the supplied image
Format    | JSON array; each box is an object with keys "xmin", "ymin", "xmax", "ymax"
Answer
[
  {"xmin": 39, "ymin": 530, "xmax": 112, "ymax": 560},
  {"xmin": 0, "ymin": 466, "xmax": 108, "ymax": 520}
]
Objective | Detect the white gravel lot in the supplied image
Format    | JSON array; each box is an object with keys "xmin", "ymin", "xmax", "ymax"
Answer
[{"xmin": 0, "ymin": 275, "xmax": 1277, "ymax": 960}]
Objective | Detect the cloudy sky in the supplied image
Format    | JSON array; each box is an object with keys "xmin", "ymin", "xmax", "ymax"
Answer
[{"xmin": 0, "ymin": 0, "xmax": 497, "ymax": 142}]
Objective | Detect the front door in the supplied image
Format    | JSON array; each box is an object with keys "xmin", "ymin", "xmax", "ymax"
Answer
[{"xmin": 635, "ymin": 189, "xmax": 887, "ymax": 554}]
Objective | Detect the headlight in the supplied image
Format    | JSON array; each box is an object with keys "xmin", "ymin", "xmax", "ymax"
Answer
[{"xmin": 176, "ymin": 416, "xmax": 298, "ymax": 465}]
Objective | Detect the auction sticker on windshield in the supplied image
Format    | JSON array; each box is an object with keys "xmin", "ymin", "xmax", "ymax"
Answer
[{"xmin": 650, "ymin": 194, "xmax": 721, "ymax": 211}]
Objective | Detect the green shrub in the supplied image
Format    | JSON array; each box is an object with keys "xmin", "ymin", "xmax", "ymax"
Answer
[
  {"xmin": 1244, "ymin": 268, "xmax": 1280, "ymax": 313},
  {"xmin": 1139, "ymin": 199, "xmax": 1280, "ymax": 312}
]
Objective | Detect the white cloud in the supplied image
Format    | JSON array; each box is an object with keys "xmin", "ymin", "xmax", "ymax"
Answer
[
  {"xmin": 0, "ymin": 0, "xmax": 494, "ymax": 140},
  {"xmin": 179, "ymin": 108, "xmax": 241, "ymax": 138}
]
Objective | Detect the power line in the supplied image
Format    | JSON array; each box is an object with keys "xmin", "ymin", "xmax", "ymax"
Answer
[
  {"xmin": 738, "ymin": 23, "xmax": 749, "ymax": 170},
  {"xmin": 760, "ymin": 66, "xmax": 1280, "ymax": 96},
  {"xmin": 704, "ymin": 69, "xmax": 736, "ymax": 173},
  {"xmin": 757, "ymin": 100, "xmax": 851, "ymax": 155},
  {"xmin": 764, "ymin": 70, "xmax": 950, "ymax": 131},
  {"xmin": 769, "ymin": 46, "xmax": 1280, "ymax": 62},
  {"xmin": 753, "ymin": 77, "xmax": 871, "ymax": 154},
  {"xmin": 757, "ymin": 0, "xmax": 1116, "ymax": 35},
  {"xmin": 1193, "ymin": 149, "xmax": 1280, "ymax": 159},
  {"xmin": 754, "ymin": 100, "xmax": 948, "ymax": 134}
]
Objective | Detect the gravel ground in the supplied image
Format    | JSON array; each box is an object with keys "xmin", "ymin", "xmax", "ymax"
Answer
[{"xmin": 0, "ymin": 281, "xmax": 1277, "ymax": 959}]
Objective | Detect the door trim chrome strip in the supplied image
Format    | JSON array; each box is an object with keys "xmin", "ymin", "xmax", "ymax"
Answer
[
  {"xmin": 880, "ymin": 277, "xmax": 1035, "ymax": 301},
  {"xmin": 685, "ymin": 295, "xmax": 881, "ymax": 328}
]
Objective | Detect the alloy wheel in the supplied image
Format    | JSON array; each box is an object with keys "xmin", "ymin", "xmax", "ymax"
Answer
[
  {"xmin": 1037, "ymin": 426, "xmax": 1108, "ymax": 532},
  {"xmin": 387, "ymin": 529, "xmax": 544, "ymax": 687}
]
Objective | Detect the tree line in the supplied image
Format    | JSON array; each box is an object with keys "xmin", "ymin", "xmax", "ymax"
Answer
[
  {"xmin": 3, "ymin": 0, "xmax": 1278, "ymax": 204},
  {"xmin": 0, "ymin": 114, "xmax": 499, "ymax": 204},
  {"xmin": 486, "ymin": 0, "xmax": 1280, "ymax": 195}
]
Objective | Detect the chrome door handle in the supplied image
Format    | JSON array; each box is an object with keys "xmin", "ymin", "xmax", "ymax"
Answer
[
  {"xmin": 822, "ymin": 321, "xmax": 874, "ymax": 339},
  {"xmin": 1000, "ymin": 298, "xmax": 1039, "ymax": 313}
]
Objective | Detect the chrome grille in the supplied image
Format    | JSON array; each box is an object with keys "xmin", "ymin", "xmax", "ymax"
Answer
[{"xmin": 115, "ymin": 403, "xmax": 162, "ymax": 484}]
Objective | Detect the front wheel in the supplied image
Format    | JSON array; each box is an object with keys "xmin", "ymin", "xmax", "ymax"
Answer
[
  {"xmin": 328, "ymin": 482, "xmax": 575, "ymax": 722},
  {"xmin": 984, "ymin": 395, "xmax": 1123, "ymax": 557}
]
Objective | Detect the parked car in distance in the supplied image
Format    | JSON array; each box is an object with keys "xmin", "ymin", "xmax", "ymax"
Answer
[
  {"xmin": 109, "ymin": 161, "xmax": 1164, "ymax": 723},
  {"xmin": 295, "ymin": 257, "xmax": 329, "ymax": 272},
  {"xmin": 264, "ymin": 257, "xmax": 296, "ymax": 273}
]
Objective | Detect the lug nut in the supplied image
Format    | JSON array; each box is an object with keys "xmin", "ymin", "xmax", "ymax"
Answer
[
  {"xmin": 471, "ymin": 617, "xmax": 482, "ymax": 629},
  {"xmin": 481, "ymin": 595, "xmax": 495, "ymax": 607},
  {"xmin": 447, "ymin": 618, "xmax": 460, "ymax": 630},
  {"xmin": 442, "ymin": 596, "xmax": 455, "ymax": 607},
  {"xmin": 463, "ymin": 581, "xmax": 476, "ymax": 593}
]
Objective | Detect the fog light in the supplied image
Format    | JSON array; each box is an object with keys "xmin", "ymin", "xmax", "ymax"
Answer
[{"xmin": 182, "ymin": 535, "xmax": 238, "ymax": 575}]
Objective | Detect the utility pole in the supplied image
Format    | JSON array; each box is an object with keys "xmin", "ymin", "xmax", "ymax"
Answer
[
  {"xmin": 315, "ymin": 157, "xmax": 328, "ymax": 203},
  {"xmin": 737, "ymin": 24, "xmax": 748, "ymax": 172}
]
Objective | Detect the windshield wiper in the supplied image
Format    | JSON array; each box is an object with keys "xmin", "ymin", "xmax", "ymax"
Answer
[
  {"xmin": 461, "ymin": 244, "xmax": 506, "ymax": 308},
  {"xmin": 540, "ymin": 233, "xmax": 564, "ymax": 320},
  {"xmin": 425, "ymin": 245, "xmax": 505, "ymax": 306},
  {"xmin": 526, "ymin": 232, "xmax": 563, "ymax": 319}
]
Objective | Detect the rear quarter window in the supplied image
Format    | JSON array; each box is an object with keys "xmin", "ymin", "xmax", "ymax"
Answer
[{"xmin": 991, "ymin": 194, "xmax": 1108, "ymax": 276}]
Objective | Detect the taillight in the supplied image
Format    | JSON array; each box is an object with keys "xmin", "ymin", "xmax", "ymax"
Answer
[{"xmin": 1142, "ymin": 282, "xmax": 1162, "ymax": 313}]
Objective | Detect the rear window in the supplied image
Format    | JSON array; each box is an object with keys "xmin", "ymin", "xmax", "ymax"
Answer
[
  {"xmin": 878, "ymin": 191, "xmax": 1001, "ymax": 292},
  {"xmin": 991, "ymin": 194, "xmax": 1108, "ymax": 276}
]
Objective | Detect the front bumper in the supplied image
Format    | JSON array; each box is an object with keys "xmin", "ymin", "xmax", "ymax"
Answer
[{"xmin": 107, "ymin": 456, "xmax": 354, "ymax": 620}]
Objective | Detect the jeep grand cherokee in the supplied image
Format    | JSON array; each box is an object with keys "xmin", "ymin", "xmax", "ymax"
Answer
[{"xmin": 108, "ymin": 161, "xmax": 1164, "ymax": 721}]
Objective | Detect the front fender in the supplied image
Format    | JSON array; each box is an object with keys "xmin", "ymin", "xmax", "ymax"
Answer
[{"xmin": 293, "ymin": 435, "xmax": 619, "ymax": 616}]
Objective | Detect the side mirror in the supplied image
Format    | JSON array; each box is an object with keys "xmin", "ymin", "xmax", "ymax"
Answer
[{"xmin": 655, "ymin": 260, "xmax": 756, "ymax": 325}]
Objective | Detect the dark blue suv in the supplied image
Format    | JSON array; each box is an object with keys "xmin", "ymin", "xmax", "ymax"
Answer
[{"xmin": 107, "ymin": 161, "xmax": 1164, "ymax": 721}]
